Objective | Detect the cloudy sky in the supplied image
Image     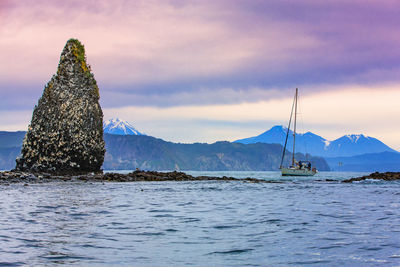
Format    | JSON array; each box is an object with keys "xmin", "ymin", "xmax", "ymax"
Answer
[{"xmin": 1, "ymin": 0, "xmax": 400, "ymax": 149}]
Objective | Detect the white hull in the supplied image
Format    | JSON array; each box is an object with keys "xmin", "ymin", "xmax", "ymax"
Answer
[{"xmin": 281, "ymin": 167, "xmax": 317, "ymax": 176}]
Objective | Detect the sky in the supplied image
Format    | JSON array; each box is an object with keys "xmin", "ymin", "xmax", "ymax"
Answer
[{"xmin": 1, "ymin": 0, "xmax": 400, "ymax": 150}]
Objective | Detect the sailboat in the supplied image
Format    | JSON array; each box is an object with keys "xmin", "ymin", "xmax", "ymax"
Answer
[{"xmin": 280, "ymin": 88, "xmax": 317, "ymax": 176}]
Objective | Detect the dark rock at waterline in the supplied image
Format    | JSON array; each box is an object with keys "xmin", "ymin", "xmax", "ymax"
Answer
[
  {"xmin": 0, "ymin": 170, "xmax": 278, "ymax": 184},
  {"xmin": 343, "ymin": 172, "xmax": 400, "ymax": 183},
  {"xmin": 15, "ymin": 39, "xmax": 105, "ymax": 173}
]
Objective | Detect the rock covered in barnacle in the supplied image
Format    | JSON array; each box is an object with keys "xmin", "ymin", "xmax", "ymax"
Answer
[
  {"xmin": 342, "ymin": 172, "xmax": 400, "ymax": 183},
  {"xmin": 0, "ymin": 170, "xmax": 276, "ymax": 184},
  {"xmin": 15, "ymin": 39, "xmax": 105, "ymax": 173}
]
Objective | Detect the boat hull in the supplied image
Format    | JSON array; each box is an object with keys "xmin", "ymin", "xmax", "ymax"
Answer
[{"xmin": 281, "ymin": 167, "xmax": 317, "ymax": 176}]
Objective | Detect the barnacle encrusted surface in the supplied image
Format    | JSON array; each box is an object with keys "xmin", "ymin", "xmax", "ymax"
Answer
[{"xmin": 16, "ymin": 39, "xmax": 105, "ymax": 172}]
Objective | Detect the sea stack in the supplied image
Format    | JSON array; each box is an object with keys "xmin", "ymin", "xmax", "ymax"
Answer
[{"xmin": 15, "ymin": 39, "xmax": 105, "ymax": 173}]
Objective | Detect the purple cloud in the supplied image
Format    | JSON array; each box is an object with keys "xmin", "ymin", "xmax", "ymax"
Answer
[{"xmin": 1, "ymin": 0, "xmax": 400, "ymax": 111}]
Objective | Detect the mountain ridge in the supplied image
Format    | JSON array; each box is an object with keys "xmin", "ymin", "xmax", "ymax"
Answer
[
  {"xmin": 235, "ymin": 125, "xmax": 397, "ymax": 157},
  {"xmin": 0, "ymin": 131, "xmax": 329, "ymax": 171},
  {"xmin": 102, "ymin": 134, "xmax": 329, "ymax": 171},
  {"xmin": 1, "ymin": 127, "xmax": 398, "ymax": 172}
]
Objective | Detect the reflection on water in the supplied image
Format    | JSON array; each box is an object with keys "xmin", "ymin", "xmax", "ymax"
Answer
[{"xmin": 0, "ymin": 171, "xmax": 399, "ymax": 266}]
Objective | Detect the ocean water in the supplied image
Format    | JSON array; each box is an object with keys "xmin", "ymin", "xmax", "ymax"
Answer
[{"xmin": 1, "ymin": 171, "xmax": 400, "ymax": 266}]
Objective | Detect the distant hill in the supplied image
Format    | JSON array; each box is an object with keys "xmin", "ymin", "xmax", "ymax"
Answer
[
  {"xmin": 103, "ymin": 134, "xmax": 329, "ymax": 171},
  {"xmin": 0, "ymin": 132, "xmax": 329, "ymax": 171},
  {"xmin": 103, "ymin": 118, "xmax": 144, "ymax": 135},
  {"xmin": 0, "ymin": 131, "xmax": 25, "ymax": 148},
  {"xmin": 326, "ymin": 152, "xmax": 400, "ymax": 172},
  {"xmin": 5, "ymin": 130, "xmax": 400, "ymax": 172},
  {"xmin": 235, "ymin": 125, "xmax": 397, "ymax": 157},
  {"xmin": 0, "ymin": 147, "xmax": 21, "ymax": 170},
  {"xmin": 0, "ymin": 131, "xmax": 26, "ymax": 170}
]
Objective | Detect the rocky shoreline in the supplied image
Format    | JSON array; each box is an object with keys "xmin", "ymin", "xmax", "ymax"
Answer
[
  {"xmin": 2, "ymin": 170, "xmax": 400, "ymax": 185},
  {"xmin": 342, "ymin": 172, "xmax": 400, "ymax": 183},
  {"xmin": 0, "ymin": 170, "xmax": 278, "ymax": 185}
]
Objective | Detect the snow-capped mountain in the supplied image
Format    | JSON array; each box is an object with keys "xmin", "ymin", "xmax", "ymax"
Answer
[
  {"xmin": 103, "ymin": 118, "xmax": 144, "ymax": 135},
  {"xmin": 325, "ymin": 134, "xmax": 395, "ymax": 157},
  {"xmin": 234, "ymin": 125, "xmax": 397, "ymax": 157}
]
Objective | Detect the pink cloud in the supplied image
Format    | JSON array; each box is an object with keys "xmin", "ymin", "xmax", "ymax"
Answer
[
  {"xmin": 1, "ymin": 0, "xmax": 400, "ymax": 110},
  {"xmin": 1, "ymin": 0, "xmax": 400, "ymax": 149}
]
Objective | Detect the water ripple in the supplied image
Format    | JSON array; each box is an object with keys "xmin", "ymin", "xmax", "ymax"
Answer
[{"xmin": 0, "ymin": 171, "xmax": 399, "ymax": 265}]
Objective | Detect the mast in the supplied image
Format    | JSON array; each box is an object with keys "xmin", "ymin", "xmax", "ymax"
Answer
[
  {"xmin": 280, "ymin": 89, "xmax": 296, "ymax": 169},
  {"xmin": 292, "ymin": 88, "xmax": 298, "ymax": 166}
]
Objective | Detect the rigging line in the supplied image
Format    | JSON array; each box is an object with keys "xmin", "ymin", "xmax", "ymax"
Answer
[
  {"xmin": 292, "ymin": 88, "xmax": 298, "ymax": 166},
  {"xmin": 280, "ymin": 89, "xmax": 296, "ymax": 169},
  {"xmin": 297, "ymin": 92, "xmax": 309, "ymax": 160}
]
